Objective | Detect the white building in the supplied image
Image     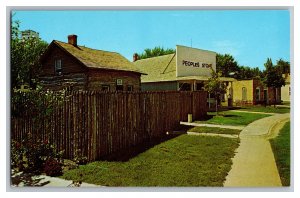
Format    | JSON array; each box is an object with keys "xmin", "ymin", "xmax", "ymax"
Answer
[{"xmin": 21, "ymin": 30, "xmax": 39, "ymax": 40}]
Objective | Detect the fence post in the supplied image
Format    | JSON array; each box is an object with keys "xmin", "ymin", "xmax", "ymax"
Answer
[{"xmin": 92, "ymin": 93, "xmax": 97, "ymax": 161}]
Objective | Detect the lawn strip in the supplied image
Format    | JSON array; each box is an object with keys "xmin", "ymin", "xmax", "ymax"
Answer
[
  {"xmin": 270, "ymin": 121, "xmax": 290, "ymax": 186},
  {"xmin": 237, "ymin": 106, "xmax": 290, "ymax": 114},
  {"xmin": 61, "ymin": 135, "xmax": 239, "ymax": 186},
  {"xmin": 188, "ymin": 126, "xmax": 241, "ymax": 135},
  {"xmin": 196, "ymin": 111, "xmax": 270, "ymax": 126}
]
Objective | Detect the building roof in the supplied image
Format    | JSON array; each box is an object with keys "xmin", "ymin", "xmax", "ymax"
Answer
[
  {"xmin": 49, "ymin": 40, "xmax": 144, "ymax": 74},
  {"xmin": 133, "ymin": 54, "xmax": 177, "ymax": 82},
  {"xmin": 133, "ymin": 54, "xmax": 234, "ymax": 82}
]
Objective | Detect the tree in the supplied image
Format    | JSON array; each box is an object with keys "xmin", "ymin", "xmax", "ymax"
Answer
[
  {"xmin": 263, "ymin": 58, "xmax": 285, "ymax": 107},
  {"xmin": 136, "ymin": 46, "xmax": 175, "ymax": 60},
  {"xmin": 216, "ymin": 53, "xmax": 265, "ymax": 80},
  {"xmin": 237, "ymin": 66, "xmax": 263, "ymax": 80},
  {"xmin": 216, "ymin": 53, "xmax": 239, "ymax": 77},
  {"xmin": 276, "ymin": 58, "xmax": 290, "ymax": 75},
  {"xmin": 11, "ymin": 20, "xmax": 48, "ymax": 89},
  {"xmin": 204, "ymin": 68, "xmax": 227, "ymax": 114}
]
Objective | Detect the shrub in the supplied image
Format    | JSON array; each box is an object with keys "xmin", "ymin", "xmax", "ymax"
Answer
[
  {"xmin": 11, "ymin": 88, "xmax": 66, "ymax": 175},
  {"xmin": 11, "ymin": 137, "xmax": 63, "ymax": 174},
  {"xmin": 44, "ymin": 158, "xmax": 63, "ymax": 176},
  {"xmin": 11, "ymin": 140, "xmax": 25, "ymax": 171},
  {"xmin": 73, "ymin": 149, "xmax": 88, "ymax": 165}
]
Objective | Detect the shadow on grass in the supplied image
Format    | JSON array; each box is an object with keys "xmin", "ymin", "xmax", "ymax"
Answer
[
  {"xmin": 197, "ymin": 114, "xmax": 214, "ymax": 121},
  {"xmin": 100, "ymin": 124, "xmax": 196, "ymax": 162},
  {"xmin": 101, "ymin": 134, "xmax": 181, "ymax": 162},
  {"xmin": 221, "ymin": 115, "xmax": 240, "ymax": 118}
]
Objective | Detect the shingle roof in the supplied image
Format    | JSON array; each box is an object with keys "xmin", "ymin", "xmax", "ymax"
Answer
[
  {"xmin": 133, "ymin": 54, "xmax": 177, "ymax": 82},
  {"xmin": 53, "ymin": 40, "xmax": 143, "ymax": 74},
  {"xmin": 133, "ymin": 54, "xmax": 234, "ymax": 82}
]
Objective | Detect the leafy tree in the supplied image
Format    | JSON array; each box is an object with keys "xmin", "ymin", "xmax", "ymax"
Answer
[
  {"xmin": 276, "ymin": 58, "xmax": 290, "ymax": 75},
  {"xmin": 204, "ymin": 68, "xmax": 227, "ymax": 114},
  {"xmin": 216, "ymin": 53, "xmax": 264, "ymax": 80},
  {"xmin": 11, "ymin": 20, "xmax": 48, "ymax": 89},
  {"xmin": 263, "ymin": 58, "xmax": 285, "ymax": 107},
  {"xmin": 237, "ymin": 66, "xmax": 263, "ymax": 80},
  {"xmin": 216, "ymin": 53, "xmax": 239, "ymax": 77},
  {"xmin": 136, "ymin": 46, "xmax": 175, "ymax": 60}
]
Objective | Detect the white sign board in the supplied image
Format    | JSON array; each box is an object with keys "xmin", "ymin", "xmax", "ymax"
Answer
[{"xmin": 176, "ymin": 45, "xmax": 216, "ymax": 77}]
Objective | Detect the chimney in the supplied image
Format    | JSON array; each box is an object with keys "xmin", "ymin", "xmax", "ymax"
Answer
[
  {"xmin": 133, "ymin": 53, "xmax": 139, "ymax": 62},
  {"xmin": 68, "ymin": 35, "xmax": 78, "ymax": 46}
]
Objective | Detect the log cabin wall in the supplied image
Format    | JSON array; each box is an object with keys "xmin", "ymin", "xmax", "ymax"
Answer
[
  {"xmin": 87, "ymin": 69, "xmax": 141, "ymax": 91},
  {"xmin": 39, "ymin": 44, "xmax": 141, "ymax": 91},
  {"xmin": 39, "ymin": 44, "xmax": 88, "ymax": 90}
]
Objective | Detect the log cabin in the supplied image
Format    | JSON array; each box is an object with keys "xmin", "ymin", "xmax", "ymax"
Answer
[{"xmin": 39, "ymin": 35, "xmax": 143, "ymax": 91}]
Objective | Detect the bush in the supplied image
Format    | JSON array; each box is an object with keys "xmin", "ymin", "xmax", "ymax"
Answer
[
  {"xmin": 44, "ymin": 158, "xmax": 63, "ymax": 176},
  {"xmin": 73, "ymin": 149, "xmax": 88, "ymax": 165},
  {"xmin": 11, "ymin": 140, "xmax": 25, "ymax": 171},
  {"xmin": 11, "ymin": 137, "xmax": 63, "ymax": 174},
  {"xmin": 11, "ymin": 88, "xmax": 67, "ymax": 175}
]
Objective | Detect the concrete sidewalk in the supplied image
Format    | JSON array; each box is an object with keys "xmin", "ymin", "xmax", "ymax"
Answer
[
  {"xmin": 11, "ymin": 170, "xmax": 102, "ymax": 187},
  {"xmin": 224, "ymin": 113, "xmax": 290, "ymax": 187},
  {"xmin": 276, "ymin": 105, "xmax": 290, "ymax": 108}
]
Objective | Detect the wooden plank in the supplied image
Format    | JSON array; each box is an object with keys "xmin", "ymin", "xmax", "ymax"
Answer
[
  {"xmin": 92, "ymin": 93, "xmax": 97, "ymax": 161},
  {"xmin": 11, "ymin": 90, "xmax": 208, "ymax": 162}
]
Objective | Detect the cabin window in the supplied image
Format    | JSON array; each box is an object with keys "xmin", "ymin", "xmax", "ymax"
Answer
[
  {"xmin": 102, "ymin": 85, "xmax": 110, "ymax": 91},
  {"xmin": 116, "ymin": 79, "xmax": 123, "ymax": 86},
  {"xmin": 55, "ymin": 59, "xmax": 62, "ymax": 75},
  {"xmin": 116, "ymin": 79, "xmax": 123, "ymax": 91},
  {"xmin": 127, "ymin": 85, "xmax": 133, "ymax": 91}
]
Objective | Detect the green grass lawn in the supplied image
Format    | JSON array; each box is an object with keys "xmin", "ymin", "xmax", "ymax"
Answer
[
  {"xmin": 238, "ymin": 106, "xmax": 290, "ymax": 114},
  {"xmin": 270, "ymin": 121, "xmax": 290, "ymax": 186},
  {"xmin": 188, "ymin": 126, "xmax": 241, "ymax": 135},
  {"xmin": 282, "ymin": 101, "xmax": 290, "ymax": 106},
  {"xmin": 61, "ymin": 135, "xmax": 239, "ymax": 187},
  {"xmin": 196, "ymin": 111, "xmax": 270, "ymax": 126}
]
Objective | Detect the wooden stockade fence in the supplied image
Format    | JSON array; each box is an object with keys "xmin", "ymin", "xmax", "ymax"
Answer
[{"xmin": 11, "ymin": 91, "xmax": 207, "ymax": 161}]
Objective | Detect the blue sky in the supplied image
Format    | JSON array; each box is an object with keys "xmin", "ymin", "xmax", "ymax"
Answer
[{"xmin": 12, "ymin": 10, "xmax": 290, "ymax": 70}]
